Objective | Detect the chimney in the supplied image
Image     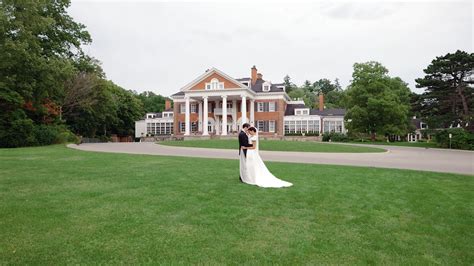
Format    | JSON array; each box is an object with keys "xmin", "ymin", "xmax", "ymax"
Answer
[
  {"xmin": 165, "ymin": 99, "xmax": 171, "ymax": 110},
  {"xmin": 251, "ymin": 65, "xmax": 257, "ymax": 85},
  {"xmin": 319, "ymin": 94, "xmax": 324, "ymax": 111},
  {"xmin": 257, "ymin": 73, "xmax": 263, "ymax": 80}
]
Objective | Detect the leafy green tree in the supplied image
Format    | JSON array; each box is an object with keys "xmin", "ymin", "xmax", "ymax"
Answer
[
  {"xmin": 415, "ymin": 50, "xmax": 474, "ymax": 130},
  {"xmin": 345, "ymin": 62, "xmax": 411, "ymax": 140},
  {"xmin": 0, "ymin": 0, "xmax": 91, "ymax": 146},
  {"xmin": 313, "ymin": 79, "xmax": 338, "ymax": 94},
  {"xmin": 283, "ymin": 75, "xmax": 297, "ymax": 94},
  {"xmin": 108, "ymin": 83, "xmax": 144, "ymax": 136},
  {"xmin": 136, "ymin": 91, "xmax": 167, "ymax": 113}
]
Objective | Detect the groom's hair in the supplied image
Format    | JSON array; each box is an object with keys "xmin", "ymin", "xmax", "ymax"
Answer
[{"xmin": 242, "ymin": 123, "xmax": 250, "ymax": 129}]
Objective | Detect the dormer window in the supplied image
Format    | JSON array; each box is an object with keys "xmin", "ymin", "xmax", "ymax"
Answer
[
  {"xmin": 242, "ymin": 82, "xmax": 249, "ymax": 86},
  {"xmin": 262, "ymin": 82, "xmax": 271, "ymax": 92},
  {"xmin": 295, "ymin": 108, "xmax": 309, "ymax": 116},
  {"xmin": 206, "ymin": 78, "xmax": 224, "ymax": 90}
]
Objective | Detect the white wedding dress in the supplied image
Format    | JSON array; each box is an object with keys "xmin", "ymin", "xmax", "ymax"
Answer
[{"xmin": 245, "ymin": 134, "xmax": 293, "ymax": 188}]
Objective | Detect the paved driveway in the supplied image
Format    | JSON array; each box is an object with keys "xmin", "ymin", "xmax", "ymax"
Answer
[{"xmin": 68, "ymin": 142, "xmax": 474, "ymax": 175}]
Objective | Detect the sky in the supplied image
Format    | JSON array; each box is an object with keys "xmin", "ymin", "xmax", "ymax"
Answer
[{"xmin": 68, "ymin": 1, "xmax": 473, "ymax": 96}]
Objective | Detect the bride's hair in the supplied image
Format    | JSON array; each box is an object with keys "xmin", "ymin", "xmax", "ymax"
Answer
[{"xmin": 248, "ymin": 127, "xmax": 257, "ymax": 133}]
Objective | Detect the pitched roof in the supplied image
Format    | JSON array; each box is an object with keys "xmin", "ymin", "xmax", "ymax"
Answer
[
  {"xmin": 412, "ymin": 118, "xmax": 424, "ymax": 129},
  {"xmin": 310, "ymin": 108, "xmax": 346, "ymax": 116},
  {"xmin": 284, "ymin": 104, "xmax": 307, "ymax": 116},
  {"xmin": 171, "ymin": 91, "xmax": 184, "ymax": 97},
  {"xmin": 251, "ymin": 79, "xmax": 285, "ymax": 93}
]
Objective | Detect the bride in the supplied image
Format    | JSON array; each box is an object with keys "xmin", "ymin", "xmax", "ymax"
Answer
[{"xmin": 243, "ymin": 127, "xmax": 293, "ymax": 188}]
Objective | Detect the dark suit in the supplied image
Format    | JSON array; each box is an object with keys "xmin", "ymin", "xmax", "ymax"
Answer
[{"xmin": 239, "ymin": 130, "xmax": 252, "ymax": 157}]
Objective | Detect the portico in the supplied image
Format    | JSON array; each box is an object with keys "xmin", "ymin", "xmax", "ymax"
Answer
[{"xmin": 180, "ymin": 90, "xmax": 255, "ymax": 136}]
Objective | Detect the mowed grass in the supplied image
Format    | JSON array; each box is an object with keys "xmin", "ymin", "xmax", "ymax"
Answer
[
  {"xmin": 0, "ymin": 145, "xmax": 472, "ymax": 264},
  {"xmin": 160, "ymin": 139, "xmax": 386, "ymax": 153}
]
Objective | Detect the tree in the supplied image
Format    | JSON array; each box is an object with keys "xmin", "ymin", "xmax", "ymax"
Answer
[
  {"xmin": 345, "ymin": 62, "xmax": 411, "ymax": 140},
  {"xmin": 108, "ymin": 83, "xmax": 144, "ymax": 136},
  {"xmin": 0, "ymin": 0, "xmax": 91, "ymax": 146},
  {"xmin": 283, "ymin": 75, "xmax": 296, "ymax": 94},
  {"xmin": 415, "ymin": 50, "xmax": 474, "ymax": 130},
  {"xmin": 313, "ymin": 79, "xmax": 338, "ymax": 94},
  {"xmin": 136, "ymin": 91, "xmax": 167, "ymax": 113}
]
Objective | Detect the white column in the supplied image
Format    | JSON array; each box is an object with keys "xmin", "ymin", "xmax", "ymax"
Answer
[
  {"xmin": 250, "ymin": 99, "xmax": 255, "ymax": 126},
  {"xmin": 241, "ymin": 96, "xmax": 247, "ymax": 124},
  {"xmin": 221, "ymin": 96, "xmax": 227, "ymax": 135},
  {"xmin": 232, "ymin": 99, "xmax": 237, "ymax": 131},
  {"xmin": 203, "ymin": 96, "xmax": 208, "ymax": 136},
  {"xmin": 198, "ymin": 101, "xmax": 203, "ymax": 132},
  {"xmin": 215, "ymin": 100, "xmax": 220, "ymax": 135},
  {"xmin": 184, "ymin": 97, "xmax": 190, "ymax": 136}
]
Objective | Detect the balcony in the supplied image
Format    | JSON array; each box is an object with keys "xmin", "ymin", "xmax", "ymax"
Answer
[{"xmin": 213, "ymin": 108, "xmax": 235, "ymax": 115}]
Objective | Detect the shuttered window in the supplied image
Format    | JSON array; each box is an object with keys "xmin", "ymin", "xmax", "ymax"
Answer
[
  {"xmin": 256, "ymin": 120, "xmax": 277, "ymax": 133},
  {"xmin": 256, "ymin": 101, "xmax": 278, "ymax": 112}
]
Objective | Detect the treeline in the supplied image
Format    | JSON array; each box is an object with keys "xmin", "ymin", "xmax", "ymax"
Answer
[
  {"xmin": 0, "ymin": 0, "xmax": 167, "ymax": 148},
  {"xmin": 283, "ymin": 77, "xmax": 346, "ymax": 109},
  {"xmin": 283, "ymin": 51, "xmax": 473, "ymax": 146}
]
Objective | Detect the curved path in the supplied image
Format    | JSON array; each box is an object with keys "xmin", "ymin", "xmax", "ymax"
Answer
[{"xmin": 68, "ymin": 142, "xmax": 474, "ymax": 175}]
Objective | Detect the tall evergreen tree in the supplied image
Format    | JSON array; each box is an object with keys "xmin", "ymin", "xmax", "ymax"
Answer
[{"xmin": 415, "ymin": 50, "xmax": 474, "ymax": 130}]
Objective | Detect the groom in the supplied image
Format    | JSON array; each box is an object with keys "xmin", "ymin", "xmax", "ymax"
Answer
[{"xmin": 239, "ymin": 123, "xmax": 253, "ymax": 182}]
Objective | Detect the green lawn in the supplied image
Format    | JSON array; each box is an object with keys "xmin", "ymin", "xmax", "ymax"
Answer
[
  {"xmin": 349, "ymin": 141, "xmax": 438, "ymax": 148},
  {"xmin": 160, "ymin": 139, "xmax": 386, "ymax": 153},
  {"xmin": 0, "ymin": 145, "xmax": 472, "ymax": 264}
]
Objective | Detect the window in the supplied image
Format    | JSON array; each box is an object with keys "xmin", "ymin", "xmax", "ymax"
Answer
[
  {"xmin": 269, "ymin": 120, "xmax": 275, "ymax": 133},
  {"xmin": 180, "ymin": 122, "xmax": 186, "ymax": 133},
  {"xmin": 180, "ymin": 104, "xmax": 185, "ymax": 114},
  {"xmin": 190, "ymin": 103, "xmax": 197, "ymax": 113},
  {"xmin": 262, "ymin": 82, "xmax": 271, "ymax": 92},
  {"xmin": 242, "ymin": 82, "xmax": 249, "ymax": 86},
  {"xmin": 295, "ymin": 109, "xmax": 309, "ymax": 116},
  {"xmin": 205, "ymin": 78, "xmax": 224, "ymax": 90},
  {"xmin": 257, "ymin": 120, "xmax": 265, "ymax": 132},
  {"xmin": 269, "ymin": 102, "xmax": 275, "ymax": 112},
  {"xmin": 256, "ymin": 102, "xmax": 277, "ymax": 112},
  {"xmin": 284, "ymin": 119, "xmax": 319, "ymax": 135},
  {"xmin": 147, "ymin": 122, "xmax": 174, "ymax": 135},
  {"xmin": 191, "ymin": 122, "xmax": 198, "ymax": 132},
  {"xmin": 256, "ymin": 120, "xmax": 276, "ymax": 133},
  {"xmin": 323, "ymin": 120, "xmax": 343, "ymax": 133}
]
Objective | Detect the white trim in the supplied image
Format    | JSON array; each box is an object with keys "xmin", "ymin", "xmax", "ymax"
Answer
[
  {"xmin": 179, "ymin": 67, "xmax": 250, "ymax": 92},
  {"xmin": 262, "ymin": 81, "xmax": 271, "ymax": 92},
  {"xmin": 269, "ymin": 120, "xmax": 275, "ymax": 133}
]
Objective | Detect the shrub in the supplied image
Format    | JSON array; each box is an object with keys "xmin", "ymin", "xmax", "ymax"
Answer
[
  {"xmin": 0, "ymin": 119, "xmax": 36, "ymax": 148},
  {"xmin": 34, "ymin": 125, "xmax": 60, "ymax": 145},
  {"xmin": 322, "ymin": 133, "xmax": 331, "ymax": 142},
  {"xmin": 435, "ymin": 128, "xmax": 474, "ymax": 150},
  {"xmin": 322, "ymin": 132, "xmax": 349, "ymax": 142},
  {"xmin": 56, "ymin": 128, "xmax": 79, "ymax": 144},
  {"xmin": 285, "ymin": 133, "xmax": 303, "ymax": 136}
]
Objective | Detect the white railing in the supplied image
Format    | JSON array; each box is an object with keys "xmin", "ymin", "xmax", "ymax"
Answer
[{"xmin": 213, "ymin": 108, "xmax": 234, "ymax": 115}]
